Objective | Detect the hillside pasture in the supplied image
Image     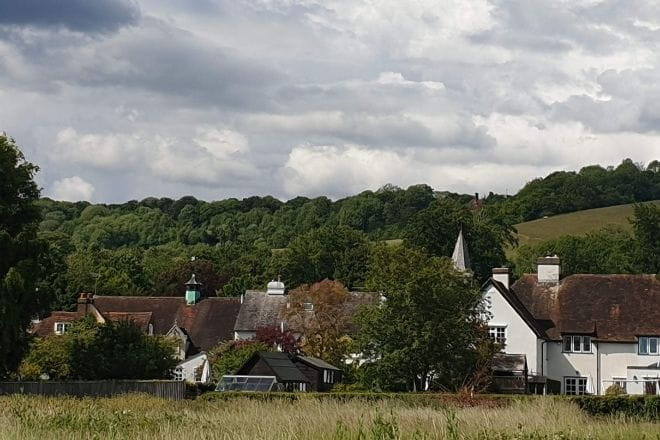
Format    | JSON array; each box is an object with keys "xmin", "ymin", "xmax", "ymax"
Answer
[
  {"xmin": 512, "ymin": 200, "xmax": 660, "ymax": 250},
  {"xmin": 1, "ymin": 394, "xmax": 658, "ymax": 439}
]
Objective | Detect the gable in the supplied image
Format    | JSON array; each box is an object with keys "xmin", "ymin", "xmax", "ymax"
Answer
[{"xmin": 482, "ymin": 280, "xmax": 545, "ymax": 339}]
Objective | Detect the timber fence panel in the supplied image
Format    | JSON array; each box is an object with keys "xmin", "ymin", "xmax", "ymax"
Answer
[{"xmin": 0, "ymin": 380, "xmax": 186, "ymax": 400}]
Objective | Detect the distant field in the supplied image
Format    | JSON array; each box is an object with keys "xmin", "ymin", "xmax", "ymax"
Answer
[
  {"xmin": 513, "ymin": 200, "xmax": 660, "ymax": 250},
  {"xmin": 1, "ymin": 394, "xmax": 658, "ymax": 439}
]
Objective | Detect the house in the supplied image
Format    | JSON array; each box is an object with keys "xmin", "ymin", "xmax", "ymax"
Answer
[
  {"xmin": 221, "ymin": 351, "xmax": 341, "ymax": 392},
  {"xmin": 483, "ymin": 256, "xmax": 660, "ymax": 395},
  {"xmin": 33, "ymin": 274, "xmax": 241, "ymax": 383}
]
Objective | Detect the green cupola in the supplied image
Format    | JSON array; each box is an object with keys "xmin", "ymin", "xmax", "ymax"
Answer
[{"xmin": 185, "ymin": 274, "xmax": 202, "ymax": 305}]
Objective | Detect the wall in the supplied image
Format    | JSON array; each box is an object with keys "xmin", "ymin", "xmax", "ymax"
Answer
[
  {"xmin": 177, "ymin": 354, "xmax": 210, "ymax": 383},
  {"xmin": 484, "ymin": 284, "xmax": 541, "ymax": 374}
]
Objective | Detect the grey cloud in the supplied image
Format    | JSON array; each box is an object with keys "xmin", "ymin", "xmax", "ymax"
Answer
[{"xmin": 0, "ymin": 0, "xmax": 140, "ymax": 33}]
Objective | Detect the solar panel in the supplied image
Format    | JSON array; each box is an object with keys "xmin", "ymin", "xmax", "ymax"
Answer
[{"xmin": 216, "ymin": 375, "xmax": 277, "ymax": 392}]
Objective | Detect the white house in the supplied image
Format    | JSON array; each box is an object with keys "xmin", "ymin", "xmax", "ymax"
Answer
[{"xmin": 483, "ymin": 256, "xmax": 660, "ymax": 395}]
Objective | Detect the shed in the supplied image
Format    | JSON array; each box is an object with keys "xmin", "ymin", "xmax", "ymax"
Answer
[
  {"xmin": 491, "ymin": 353, "xmax": 528, "ymax": 394},
  {"xmin": 293, "ymin": 356, "xmax": 342, "ymax": 392},
  {"xmin": 236, "ymin": 352, "xmax": 310, "ymax": 391}
]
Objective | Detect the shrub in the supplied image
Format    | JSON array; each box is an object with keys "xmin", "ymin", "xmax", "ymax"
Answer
[
  {"xmin": 570, "ymin": 395, "xmax": 660, "ymax": 420},
  {"xmin": 604, "ymin": 383, "xmax": 626, "ymax": 396}
]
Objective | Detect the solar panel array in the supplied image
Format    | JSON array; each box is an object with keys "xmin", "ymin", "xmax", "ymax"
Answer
[{"xmin": 216, "ymin": 375, "xmax": 277, "ymax": 392}]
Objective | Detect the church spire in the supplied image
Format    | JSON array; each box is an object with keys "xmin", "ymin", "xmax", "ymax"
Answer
[{"xmin": 451, "ymin": 228, "xmax": 471, "ymax": 272}]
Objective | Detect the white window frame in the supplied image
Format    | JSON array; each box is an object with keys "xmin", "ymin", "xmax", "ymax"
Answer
[
  {"xmin": 488, "ymin": 326, "xmax": 506, "ymax": 346},
  {"xmin": 638, "ymin": 336, "xmax": 660, "ymax": 355},
  {"xmin": 323, "ymin": 370, "xmax": 335, "ymax": 384},
  {"xmin": 303, "ymin": 302, "xmax": 314, "ymax": 312},
  {"xmin": 562, "ymin": 335, "xmax": 592, "ymax": 353},
  {"xmin": 564, "ymin": 377, "xmax": 588, "ymax": 395},
  {"xmin": 54, "ymin": 322, "xmax": 71, "ymax": 335}
]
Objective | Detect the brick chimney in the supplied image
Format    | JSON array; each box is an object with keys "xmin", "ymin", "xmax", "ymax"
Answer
[
  {"xmin": 492, "ymin": 267, "xmax": 511, "ymax": 290},
  {"xmin": 537, "ymin": 255, "xmax": 561, "ymax": 284},
  {"xmin": 77, "ymin": 292, "xmax": 93, "ymax": 314}
]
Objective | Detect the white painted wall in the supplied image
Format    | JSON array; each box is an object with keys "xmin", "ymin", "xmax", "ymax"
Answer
[
  {"xmin": 484, "ymin": 284, "xmax": 541, "ymax": 374},
  {"xmin": 176, "ymin": 354, "xmax": 211, "ymax": 383}
]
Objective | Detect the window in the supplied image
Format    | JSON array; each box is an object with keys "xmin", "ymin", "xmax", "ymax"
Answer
[
  {"xmin": 173, "ymin": 366, "xmax": 184, "ymax": 381},
  {"xmin": 639, "ymin": 337, "xmax": 660, "ymax": 355},
  {"xmin": 148, "ymin": 323, "xmax": 154, "ymax": 336},
  {"xmin": 564, "ymin": 377, "xmax": 588, "ymax": 395},
  {"xmin": 303, "ymin": 302, "xmax": 314, "ymax": 312},
  {"xmin": 488, "ymin": 326, "xmax": 506, "ymax": 345},
  {"xmin": 562, "ymin": 335, "xmax": 591, "ymax": 353},
  {"xmin": 323, "ymin": 370, "xmax": 335, "ymax": 384},
  {"xmin": 54, "ymin": 322, "xmax": 71, "ymax": 335}
]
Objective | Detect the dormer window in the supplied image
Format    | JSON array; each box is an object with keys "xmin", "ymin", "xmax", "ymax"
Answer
[
  {"xmin": 303, "ymin": 302, "xmax": 314, "ymax": 312},
  {"xmin": 563, "ymin": 335, "xmax": 591, "ymax": 353},
  {"xmin": 639, "ymin": 337, "xmax": 660, "ymax": 355},
  {"xmin": 54, "ymin": 322, "xmax": 71, "ymax": 335}
]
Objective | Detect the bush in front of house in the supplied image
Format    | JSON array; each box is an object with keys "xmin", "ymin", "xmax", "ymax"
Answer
[
  {"xmin": 570, "ymin": 395, "xmax": 660, "ymax": 420},
  {"xmin": 19, "ymin": 317, "xmax": 177, "ymax": 380}
]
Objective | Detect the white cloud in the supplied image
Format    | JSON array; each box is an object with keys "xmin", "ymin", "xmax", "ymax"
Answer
[{"xmin": 51, "ymin": 176, "xmax": 95, "ymax": 201}]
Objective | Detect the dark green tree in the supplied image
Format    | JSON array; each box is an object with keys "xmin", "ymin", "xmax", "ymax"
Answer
[
  {"xmin": 356, "ymin": 244, "xmax": 493, "ymax": 391},
  {"xmin": 0, "ymin": 134, "xmax": 44, "ymax": 377}
]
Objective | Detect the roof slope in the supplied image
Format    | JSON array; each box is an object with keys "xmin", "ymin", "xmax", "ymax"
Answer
[
  {"xmin": 234, "ymin": 291, "xmax": 287, "ymax": 331},
  {"xmin": 511, "ymin": 274, "xmax": 660, "ymax": 341},
  {"xmin": 296, "ymin": 355, "xmax": 340, "ymax": 371},
  {"xmin": 92, "ymin": 296, "xmax": 241, "ymax": 351},
  {"xmin": 238, "ymin": 352, "xmax": 309, "ymax": 383}
]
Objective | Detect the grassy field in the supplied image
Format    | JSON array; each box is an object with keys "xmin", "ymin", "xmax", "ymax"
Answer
[
  {"xmin": 1, "ymin": 394, "xmax": 659, "ymax": 439},
  {"xmin": 513, "ymin": 200, "xmax": 660, "ymax": 249}
]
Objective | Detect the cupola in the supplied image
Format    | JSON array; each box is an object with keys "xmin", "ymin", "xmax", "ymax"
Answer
[{"xmin": 185, "ymin": 273, "xmax": 202, "ymax": 305}]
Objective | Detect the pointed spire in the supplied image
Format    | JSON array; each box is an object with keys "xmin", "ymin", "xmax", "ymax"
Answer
[{"xmin": 451, "ymin": 228, "xmax": 471, "ymax": 272}]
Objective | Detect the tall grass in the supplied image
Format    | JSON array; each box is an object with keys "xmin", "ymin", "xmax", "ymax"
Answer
[{"xmin": 0, "ymin": 394, "xmax": 658, "ymax": 439}]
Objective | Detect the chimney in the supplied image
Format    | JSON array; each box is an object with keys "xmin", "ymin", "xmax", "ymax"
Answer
[
  {"xmin": 77, "ymin": 293, "xmax": 92, "ymax": 314},
  {"xmin": 492, "ymin": 267, "xmax": 511, "ymax": 290},
  {"xmin": 474, "ymin": 192, "xmax": 479, "ymax": 201},
  {"xmin": 537, "ymin": 255, "xmax": 561, "ymax": 284}
]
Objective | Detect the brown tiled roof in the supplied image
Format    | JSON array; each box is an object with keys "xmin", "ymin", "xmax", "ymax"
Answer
[
  {"xmin": 32, "ymin": 312, "xmax": 80, "ymax": 337},
  {"xmin": 510, "ymin": 274, "xmax": 660, "ymax": 342},
  {"xmin": 92, "ymin": 296, "xmax": 241, "ymax": 352},
  {"xmin": 104, "ymin": 312, "xmax": 153, "ymax": 332}
]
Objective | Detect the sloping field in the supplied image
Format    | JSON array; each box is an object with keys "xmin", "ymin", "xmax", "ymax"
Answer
[{"xmin": 514, "ymin": 200, "xmax": 660, "ymax": 249}]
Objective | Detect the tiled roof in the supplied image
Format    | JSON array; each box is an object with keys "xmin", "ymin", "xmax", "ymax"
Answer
[
  {"xmin": 93, "ymin": 296, "xmax": 241, "ymax": 352},
  {"xmin": 32, "ymin": 312, "xmax": 79, "ymax": 337},
  {"xmin": 234, "ymin": 291, "xmax": 287, "ymax": 331},
  {"xmin": 510, "ymin": 274, "xmax": 660, "ymax": 342},
  {"xmin": 104, "ymin": 312, "xmax": 153, "ymax": 332}
]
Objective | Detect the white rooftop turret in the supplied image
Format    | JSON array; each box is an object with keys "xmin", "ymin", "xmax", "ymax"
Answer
[
  {"xmin": 267, "ymin": 277, "xmax": 286, "ymax": 295},
  {"xmin": 451, "ymin": 228, "xmax": 471, "ymax": 272}
]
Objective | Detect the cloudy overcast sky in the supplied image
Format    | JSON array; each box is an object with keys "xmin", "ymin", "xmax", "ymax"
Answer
[{"xmin": 1, "ymin": 0, "xmax": 659, "ymax": 202}]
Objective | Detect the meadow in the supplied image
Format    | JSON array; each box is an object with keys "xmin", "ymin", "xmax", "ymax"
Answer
[{"xmin": 1, "ymin": 394, "xmax": 659, "ymax": 440}]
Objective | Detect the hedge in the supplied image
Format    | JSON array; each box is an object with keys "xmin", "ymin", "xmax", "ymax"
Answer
[
  {"xmin": 570, "ymin": 395, "xmax": 660, "ymax": 420},
  {"xmin": 199, "ymin": 391, "xmax": 516, "ymax": 408}
]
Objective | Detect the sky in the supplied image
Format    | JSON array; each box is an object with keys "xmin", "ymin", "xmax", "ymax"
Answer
[{"xmin": 1, "ymin": 0, "xmax": 660, "ymax": 203}]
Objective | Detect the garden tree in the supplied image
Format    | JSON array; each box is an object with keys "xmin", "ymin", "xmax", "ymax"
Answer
[
  {"xmin": 404, "ymin": 199, "xmax": 515, "ymax": 281},
  {"xmin": 631, "ymin": 203, "xmax": 660, "ymax": 273},
  {"xmin": 0, "ymin": 134, "xmax": 45, "ymax": 378},
  {"xmin": 207, "ymin": 340, "xmax": 271, "ymax": 382},
  {"xmin": 284, "ymin": 280, "xmax": 363, "ymax": 365},
  {"xmin": 19, "ymin": 317, "xmax": 177, "ymax": 380},
  {"xmin": 513, "ymin": 226, "xmax": 637, "ymax": 278},
  {"xmin": 272, "ymin": 226, "xmax": 370, "ymax": 289},
  {"xmin": 255, "ymin": 325, "xmax": 300, "ymax": 353},
  {"xmin": 356, "ymin": 244, "xmax": 493, "ymax": 392}
]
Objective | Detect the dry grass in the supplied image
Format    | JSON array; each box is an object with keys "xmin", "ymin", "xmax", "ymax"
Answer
[{"xmin": 0, "ymin": 394, "xmax": 658, "ymax": 439}]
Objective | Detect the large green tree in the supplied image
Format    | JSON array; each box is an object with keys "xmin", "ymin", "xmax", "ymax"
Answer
[
  {"xmin": 356, "ymin": 244, "xmax": 493, "ymax": 391},
  {"xmin": 0, "ymin": 134, "xmax": 44, "ymax": 377}
]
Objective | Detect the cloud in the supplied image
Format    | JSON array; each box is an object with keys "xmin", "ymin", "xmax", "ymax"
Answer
[
  {"xmin": 51, "ymin": 176, "xmax": 95, "ymax": 201},
  {"xmin": 0, "ymin": 0, "xmax": 140, "ymax": 33}
]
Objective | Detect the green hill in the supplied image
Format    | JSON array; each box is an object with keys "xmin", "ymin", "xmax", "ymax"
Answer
[{"xmin": 513, "ymin": 200, "xmax": 660, "ymax": 249}]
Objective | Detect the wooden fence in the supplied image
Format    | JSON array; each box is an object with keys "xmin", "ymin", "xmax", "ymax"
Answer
[{"xmin": 0, "ymin": 380, "xmax": 186, "ymax": 400}]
